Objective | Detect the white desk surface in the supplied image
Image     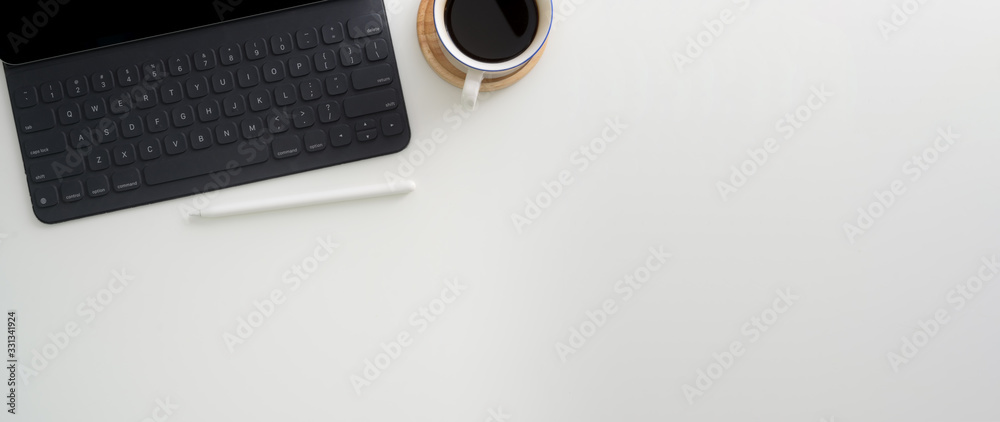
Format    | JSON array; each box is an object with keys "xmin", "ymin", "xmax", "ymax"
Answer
[{"xmin": 2, "ymin": 0, "xmax": 999, "ymax": 420}]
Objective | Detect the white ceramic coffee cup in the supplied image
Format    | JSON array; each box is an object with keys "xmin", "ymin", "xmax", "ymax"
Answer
[{"xmin": 433, "ymin": 0, "xmax": 553, "ymax": 110}]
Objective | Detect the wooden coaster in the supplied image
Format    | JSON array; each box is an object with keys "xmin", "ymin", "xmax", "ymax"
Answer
[{"xmin": 416, "ymin": 0, "xmax": 546, "ymax": 92}]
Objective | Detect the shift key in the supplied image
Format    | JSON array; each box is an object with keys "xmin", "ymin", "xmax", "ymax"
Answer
[
  {"xmin": 344, "ymin": 89, "xmax": 398, "ymax": 118},
  {"xmin": 18, "ymin": 109, "xmax": 55, "ymax": 133}
]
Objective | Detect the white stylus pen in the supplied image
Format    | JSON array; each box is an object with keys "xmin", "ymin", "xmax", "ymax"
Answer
[{"xmin": 188, "ymin": 180, "xmax": 416, "ymax": 218}]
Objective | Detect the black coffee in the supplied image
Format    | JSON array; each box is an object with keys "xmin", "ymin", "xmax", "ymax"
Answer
[{"xmin": 445, "ymin": 0, "xmax": 539, "ymax": 63}]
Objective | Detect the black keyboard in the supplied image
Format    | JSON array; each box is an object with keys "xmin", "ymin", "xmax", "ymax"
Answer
[{"xmin": 4, "ymin": 0, "xmax": 410, "ymax": 224}]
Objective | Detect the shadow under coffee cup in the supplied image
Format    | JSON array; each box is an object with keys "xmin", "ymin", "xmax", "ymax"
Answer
[{"xmin": 433, "ymin": 0, "xmax": 553, "ymax": 110}]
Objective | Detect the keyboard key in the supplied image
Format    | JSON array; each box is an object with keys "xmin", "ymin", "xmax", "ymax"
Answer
[
  {"xmin": 272, "ymin": 135, "xmax": 302, "ymax": 159},
  {"xmin": 122, "ymin": 116, "xmax": 143, "ymax": 138},
  {"xmin": 356, "ymin": 119, "xmax": 376, "ymax": 131},
  {"xmin": 237, "ymin": 66, "xmax": 260, "ymax": 88},
  {"xmin": 88, "ymin": 149, "xmax": 110, "ymax": 170},
  {"xmin": 41, "ymin": 82, "xmax": 63, "ymax": 102},
  {"xmin": 87, "ymin": 176, "xmax": 110, "ymax": 197},
  {"xmin": 69, "ymin": 128, "xmax": 92, "ymax": 148},
  {"xmin": 57, "ymin": 104, "xmax": 81, "ymax": 125},
  {"xmin": 172, "ymin": 105, "xmax": 195, "ymax": 127},
  {"xmin": 248, "ymin": 89, "xmax": 271, "ymax": 112},
  {"xmin": 352, "ymin": 64, "xmax": 393, "ymax": 90},
  {"xmin": 14, "ymin": 86, "xmax": 38, "ymax": 108},
  {"xmin": 66, "ymin": 76, "xmax": 89, "ymax": 97},
  {"xmin": 322, "ymin": 22, "xmax": 345, "ymax": 44},
  {"xmin": 358, "ymin": 129, "xmax": 378, "ymax": 142},
  {"xmin": 186, "ymin": 76, "xmax": 209, "ymax": 98},
  {"xmin": 317, "ymin": 101, "xmax": 341, "ymax": 123},
  {"xmin": 263, "ymin": 61, "xmax": 286, "ymax": 83},
  {"xmin": 33, "ymin": 186, "xmax": 58, "ymax": 208},
  {"xmin": 143, "ymin": 61, "xmax": 165, "ymax": 81},
  {"xmin": 144, "ymin": 140, "xmax": 269, "ymax": 185},
  {"xmin": 198, "ymin": 100, "xmax": 221, "ymax": 122},
  {"xmin": 304, "ymin": 130, "xmax": 326, "ymax": 152},
  {"xmin": 194, "ymin": 50, "xmax": 217, "ymax": 70},
  {"xmin": 113, "ymin": 144, "xmax": 136, "ymax": 165},
  {"xmin": 60, "ymin": 181, "xmax": 83, "ymax": 203},
  {"xmin": 344, "ymin": 88, "xmax": 398, "ymax": 118},
  {"xmin": 292, "ymin": 107, "xmax": 315, "ymax": 129},
  {"xmin": 297, "ymin": 28, "xmax": 319, "ymax": 49},
  {"xmin": 133, "ymin": 89, "xmax": 157, "ymax": 109},
  {"xmin": 190, "ymin": 128, "xmax": 213, "ymax": 150},
  {"xmin": 274, "ymin": 84, "xmax": 297, "ymax": 106},
  {"xmin": 94, "ymin": 121, "xmax": 119, "ymax": 143},
  {"xmin": 18, "ymin": 109, "xmax": 55, "ymax": 133},
  {"xmin": 271, "ymin": 33, "xmax": 294, "ymax": 55},
  {"xmin": 289, "ymin": 56, "xmax": 311, "ymax": 77},
  {"xmin": 110, "ymin": 95, "xmax": 132, "ymax": 114},
  {"xmin": 139, "ymin": 138, "xmax": 161, "ymax": 160},
  {"xmin": 30, "ymin": 158, "xmax": 82, "ymax": 183},
  {"xmin": 219, "ymin": 45, "xmax": 243, "ymax": 65},
  {"xmin": 300, "ymin": 79, "xmax": 322, "ymax": 101},
  {"xmin": 245, "ymin": 39, "xmax": 267, "ymax": 60},
  {"xmin": 348, "ymin": 14, "xmax": 383, "ymax": 38},
  {"xmin": 160, "ymin": 81, "xmax": 184, "ymax": 104},
  {"xmin": 382, "ymin": 113, "xmax": 404, "ymax": 136},
  {"xmin": 329, "ymin": 124, "xmax": 351, "ymax": 146},
  {"xmin": 266, "ymin": 111, "xmax": 290, "ymax": 134},
  {"xmin": 366, "ymin": 39, "xmax": 389, "ymax": 61},
  {"xmin": 83, "ymin": 98, "xmax": 107, "ymax": 119},
  {"xmin": 314, "ymin": 50, "xmax": 337, "ymax": 72},
  {"xmin": 24, "ymin": 132, "xmax": 66, "ymax": 158},
  {"xmin": 29, "ymin": 162, "xmax": 55, "ymax": 183},
  {"xmin": 212, "ymin": 71, "xmax": 235, "ymax": 93},
  {"xmin": 169, "ymin": 55, "xmax": 191, "ymax": 76},
  {"xmin": 164, "ymin": 134, "xmax": 187, "ymax": 155},
  {"xmin": 117, "ymin": 66, "xmax": 139, "ymax": 86},
  {"xmin": 223, "ymin": 95, "xmax": 247, "ymax": 117},
  {"xmin": 216, "ymin": 122, "xmax": 239, "ymax": 144},
  {"xmin": 326, "ymin": 73, "xmax": 348, "ymax": 95},
  {"xmin": 92, "ymin": 71, "xmax": 114, "ymax": 92},
  {"xmin": 112, "ymin": 168, "xmax": 142, "ymax": 192},
  {"xmin": 241, "ymin": 117, "xmax": 265, "ymax": 139},
  {"xmin": 146, "ymin": 111, "xmax": 169, "ymax": 132},
  {"xmin": 340, "ymin": 44, "xmax": 362, "ymax": 67}
]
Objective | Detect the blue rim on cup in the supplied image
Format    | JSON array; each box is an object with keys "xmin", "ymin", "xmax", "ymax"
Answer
[{"xmin": 432, "ymin": 0, "xmax": 553, "ymax": 110}]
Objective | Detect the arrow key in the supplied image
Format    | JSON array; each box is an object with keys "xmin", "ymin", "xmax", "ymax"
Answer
[{"xmin": 382, "ymin": 113, "xmax": 403, "ymax": 136}]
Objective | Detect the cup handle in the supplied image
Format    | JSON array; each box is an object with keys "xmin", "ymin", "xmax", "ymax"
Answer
[{"xmin": 462, "ymin": 69, "xmax": 484, "ymax": 111}]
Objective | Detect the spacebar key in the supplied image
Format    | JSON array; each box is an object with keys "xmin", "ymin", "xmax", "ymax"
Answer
[
  {"xmin": 344, "ymin": 89, "xmax": 399, "ymax": 118},
  {"xmin": 144, "ymin": 141, "xmax": 268, "ymax": 185}
]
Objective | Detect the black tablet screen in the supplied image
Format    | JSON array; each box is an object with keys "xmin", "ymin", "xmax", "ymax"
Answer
[{"xmin": 1, "ymin": 0, "xmax": 324, "ymax": 64}]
